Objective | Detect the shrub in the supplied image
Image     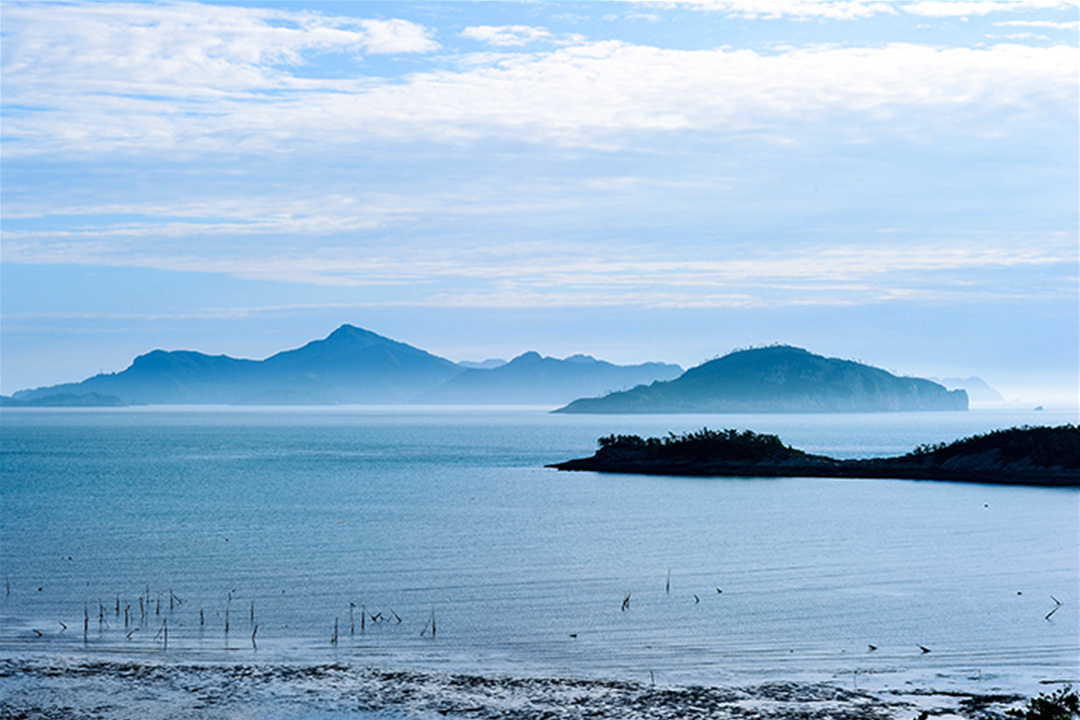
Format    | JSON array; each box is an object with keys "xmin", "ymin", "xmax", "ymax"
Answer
[
  {"xmin": 1007, "ymin": 687, "xmax": 1079, "ymax": 720},
  {"xmin": 598, "ymin": 428, "xmax": 803, "ymax": 462}
]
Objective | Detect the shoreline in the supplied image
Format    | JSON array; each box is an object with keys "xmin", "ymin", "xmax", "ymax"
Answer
[
  {"xmin": 548, "ymin": 454, "xmax": 1080, "ymax": 486},
  {"xmin": 0, "ymin": 656, "xmax": 1063, "ymax": 720}
]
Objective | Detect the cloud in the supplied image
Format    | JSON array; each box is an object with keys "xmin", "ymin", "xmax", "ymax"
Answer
[
  {"xmin": 4, "ymin": 214, "xmax": 1073, "ymax": 308},
  {"xmin": 461, "ymin": 25, "xmax": 553, "ymax": 46},
  {"xmin": 903, "ymin": 0, "xmax": 1076, "ymax": 16},
  {"xmin": 0, "ymin": 1, "xmax": 437, "ymax": 102},
  {"xmin": 996, "ymin": 19, "xmax": 1080, "ymax": 29},
  {"xmin": 631, "ymin": 1, "xmax": 897, "ymax": 20},
  {"xmin": 358, "ymin": 18, "xmax": 440, "ymax": 54},
  {"xmin": 638, "ymin": 0, "xmax": 1080, "ymax": 20},
  {"xmin": 3, "ymin": 9, "xmax": 1076, "ymax": 160}
]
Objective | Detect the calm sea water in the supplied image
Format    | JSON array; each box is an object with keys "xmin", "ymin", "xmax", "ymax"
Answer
[{"xmin": 1, "ymin": 406, "xmax": 1077, "ymax": 717}]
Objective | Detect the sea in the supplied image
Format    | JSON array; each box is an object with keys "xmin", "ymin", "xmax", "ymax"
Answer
[{"xmin": 1, "ymin": 405, "xmax": 1077, "ymax": 720}]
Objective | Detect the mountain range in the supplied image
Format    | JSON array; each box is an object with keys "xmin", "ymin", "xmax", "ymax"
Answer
[
  {"xmin": 6, "ymin": 324, "xmax": 682, "ymax": 407},
  {"xmin": 413, "ymin": 351, "xmax": 682, "ymax": 405},
  {"xmin": 6, "ymin": 327, "xmax": 973, "ymax": 412}
]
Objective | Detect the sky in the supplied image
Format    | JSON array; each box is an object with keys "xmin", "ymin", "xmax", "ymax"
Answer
[{"xmin": 1, "ymin": 0, "xmax": 1077, "ymax": 405}]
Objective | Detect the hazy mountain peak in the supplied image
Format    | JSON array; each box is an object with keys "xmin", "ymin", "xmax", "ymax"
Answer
[
  {"xmin": 564, "ymin": 354, "xmax": 599, "ymax": 364},
  {"xmin": 509, "ymin": 351, "xmax": 545, "ymax": 364},
  {"xmin": 325, "ymin": 323, "xmax": 378, "ymax": 342},
  {"xmin": 311, "ymin": 323, "xmax": 386, "ymax": 349}
]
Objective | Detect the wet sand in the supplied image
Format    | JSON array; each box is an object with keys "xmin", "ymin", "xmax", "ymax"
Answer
[{"xmin": 0, "ymin": 658, "xmax": 1042, "ymax": 720}]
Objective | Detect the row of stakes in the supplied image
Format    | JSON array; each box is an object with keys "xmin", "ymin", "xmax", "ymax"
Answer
[
  {"xmin": 11, "ymin": 582, "xmax": 437, "ymax": 651},
  {"xmin": 10, "ymin": 572, "xmax": 1064, "ymax": 652}
]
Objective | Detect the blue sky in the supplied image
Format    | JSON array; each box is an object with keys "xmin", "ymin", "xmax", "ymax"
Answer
[{"xmin": 1, "ymin": 0, "xmax": 1077, "ymax": 404}]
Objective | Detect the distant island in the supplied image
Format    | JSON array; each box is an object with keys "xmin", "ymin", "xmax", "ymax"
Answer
[
  {"xmin": 936, "ymin": 376, "xmax": 1007, "ymax": 404},
  {"xmin": 0, "ymin": 392, "xmax": 126, "ymax": 408},
  {"xmin": 548, "ymin": 425, "xmax": 1080, "ymax": 487},
  {"xmin": 6, "ymin": 324, "xmax": 681, "ymax": 407},
  {"xmin": 7, "ymin": 328, "xmax": 983, "ymax": 412},
  {"xmin": 554, "ymin": 345, "xmax": 967, "ymax": 413}
]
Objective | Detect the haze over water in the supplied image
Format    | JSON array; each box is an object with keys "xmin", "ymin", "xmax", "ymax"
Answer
[{"xmin": 2, "ymin": 406, "xmax": 1076, "ymax": 717}]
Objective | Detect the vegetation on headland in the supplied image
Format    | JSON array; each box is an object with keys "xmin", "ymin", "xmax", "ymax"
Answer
[
  {"xmin": 598, "ymin": 428, "xmax": 805, "ymax": 462},
  {"xmin": 1006, "ymin": 686, "xmax": 1078, "ymax": 720},
  {"xmin": 549, "ymin": 425, "xmax": 1080, "ymax": 487},
  {"xmin": 908, "ymin": 425, "xmax": 1080, "ymax": 470}
]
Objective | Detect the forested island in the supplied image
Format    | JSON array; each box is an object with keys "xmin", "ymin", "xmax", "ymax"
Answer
[
  {"xmin": 549, "ymin": 425, "xmax": 1080, "ymax": 486},
  {"xmin": 554, "ymin": 345, "xmax": 969, "ymax": 414}
]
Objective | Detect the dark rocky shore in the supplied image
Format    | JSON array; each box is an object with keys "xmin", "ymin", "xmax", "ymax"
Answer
[{"xmin": 549, "ymin": 426, "xmax": 1080, "ymax": 487}]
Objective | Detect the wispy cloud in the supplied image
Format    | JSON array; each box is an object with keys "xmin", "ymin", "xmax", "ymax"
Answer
[
  {"xmin": 996, "ymin": 18, "xmax": 1080, "ymax": 29},
  {"xmin": 4, "ymin": 6, "xmax": 1075, "ymax": 159},
  {"xmin": 634, "ymin": 0, "xmax": 1079, "ymax": 20},
  {"xmin": 902, "ymin": 0, "xmax": 1077, "ymax": 17},
  {"xmin": 631, "ymin": 1, "xmax": 897, "ymax": 20},
  {"xmin": 461, "ymin": 25, "xmax": 553, "ymax": 46},
  {"xmin": 4, "ymin": 221, "xmax": 1073, "ymax": 308},
  {"xmin": 2, "ymin": 2, "xmax": 437, "ymax": 90}
]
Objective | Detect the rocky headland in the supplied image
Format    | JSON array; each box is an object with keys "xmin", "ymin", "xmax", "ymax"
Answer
[{"xmin": 549, "ymin": 425, "xmax": 1080, "ymax": 487}]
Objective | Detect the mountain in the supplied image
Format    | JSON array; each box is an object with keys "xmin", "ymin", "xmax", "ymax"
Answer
[
  {"xmin": 9, "ymin": 325, "xmax": 682, "ymax": 407},
  {"xmin": 554, "ymin": 345, "xmax": 968, "ymax": 414},
  {"xmin": 11, "ymin": 325, "xmax": 464, "ymax": 405},
  {"xmin": 937, "ymin": 376, "xmax": 1007, "ymax": 404},
  {"xmin": 414, "ymin": 351, "xmax": 683, "ymax": 406}
]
